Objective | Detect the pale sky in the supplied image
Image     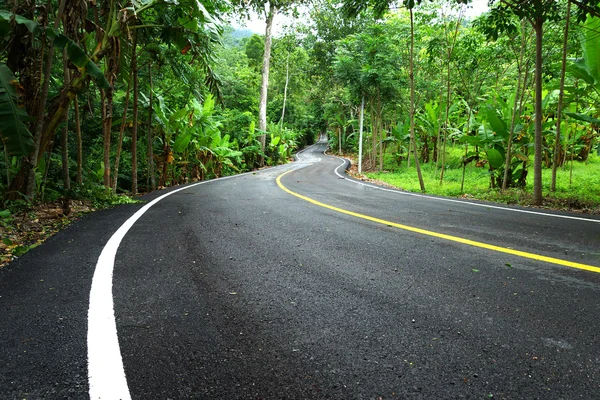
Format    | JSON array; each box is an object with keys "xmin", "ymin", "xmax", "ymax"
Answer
[{"xmin": 233, "ymin": 0, "xmax": 490, "ymax": 35}]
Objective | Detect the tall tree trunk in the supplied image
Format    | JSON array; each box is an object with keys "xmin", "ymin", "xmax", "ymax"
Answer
[
  {"xmin": 371, "ymin": 105, "xmax": 376, "ymax": 167},
  {"xmin": 533, "ymin": 14, "xmax": 544, "ymax": 205},
  {"xmin": 439, "ymin": 9, "xmax": 463, "ymax": 184},
  {"xmin": 74, "ymin": 95, "xmax": 83, "ymax": 185},
  {"xmin": 24, "ymin": 0, "xmax": 68, "ymax": 199},
  {"xmin": 551, "ymin": 0, "xmax": 571, "ymax": 191},
  {"xmin": 258, "ymin": 3, "xmax": 277, "ymax": 166},
  {"xmin": 434, "ymin": 81, "xmax": 444, "ymax": 166},
  {"xmin": 409, "ymin": 9, "xmax": 426, "ymax": 192},
  {"xmin": 112, "ymin": 79, "xmax": 132, "ymax": 193},
  {"xmin": 61, "ymin": 50, "xmax": 71, "ymax": 190},
  {"xmin": 502, "ymin": 19, "xmax": 527, "ymax": 190},
  {"xmin": 378, "ymin": 95, "xmax": 383, "ymax": 172},
  {"xmin": 461, "ymin": 108, "xmax": 472, "ymax": 193},
  {"xmin": 280, "ymin": 51, "xmax": 290, "ymax": 127},
  {"xmin": 102, "ymin": 85, "xmax": 114, "ymax": 188},
  {"xmin": 131, "ymin": 31, "xmax": 139, "ymax": 195},
  {"xmin": 358, "ymin": 95, "xmax": 365, "ymax": 174},
  {"xmin": 148, "ymin": 65, "xmax": 156, "ymax": 191},
  {"xmin": 101, "ymin": 3, "xmax": 120, "ymax": 188}
]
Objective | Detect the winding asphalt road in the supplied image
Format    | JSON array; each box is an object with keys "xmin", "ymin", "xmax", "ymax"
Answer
[{"xmin": 1, "ymin": 141, "xmax": 600, "ymax": 399}]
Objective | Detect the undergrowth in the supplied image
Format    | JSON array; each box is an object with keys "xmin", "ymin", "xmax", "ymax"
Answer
[{"xmin": 364, "ymin": 147, "xmax": 600, "ymax": 212}]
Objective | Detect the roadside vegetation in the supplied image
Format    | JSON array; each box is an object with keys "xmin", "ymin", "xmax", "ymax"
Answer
[
  {"xmin": 1, "ymin": 0, "xmax": 599, "ymax": 265},
  {"xmin": 362, "ymin": 151, "xmax": 600, "ymax": 212}
]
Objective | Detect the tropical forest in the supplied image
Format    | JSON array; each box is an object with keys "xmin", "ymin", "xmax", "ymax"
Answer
[{"xmin": 1, "ymin": 0, "xmax": 600, "ymax": 262}]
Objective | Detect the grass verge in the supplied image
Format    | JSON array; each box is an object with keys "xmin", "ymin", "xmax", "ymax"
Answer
[{"xmin": 358, "ymin": 149, "xmax": 600, "ymax": 213}]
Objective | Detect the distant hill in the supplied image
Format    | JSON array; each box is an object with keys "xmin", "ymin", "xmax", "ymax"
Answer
[
  {"xmin": 223, "ymin": 27, "xmax": 257, "ymax": 47},
  {"xmin": 231, "ymin": 29, "xmax": 255, "ymax": 40}
]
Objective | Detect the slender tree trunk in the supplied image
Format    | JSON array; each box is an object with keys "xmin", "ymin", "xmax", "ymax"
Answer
[
  {"xmin": 551, "ymin": 0, "xmax": 571, "ymax": 191},
  {"xmin": 409, "ymin": 9, "xmax": 426, "ymax": 192},
  {"xmin": 434, "ymin": 84, "xmax": 444, "ymax": 167},
  {"xmin": 100, "ymin": 3, "xmax": 119, "ymax": 188},
  {"xmin": 258, "ymin": 3, "xmax": 277, "ymax": 166},
  {"xmin": 74, "ymin": 95, "xmax": 83, "ymax": 184},
  {"xmin": 4, "ymin": 146, "xmax": 10, "ymax": 187},
  {"xmin": 532, "ymin": 15, "xmax": 544, "ymax": 205},
  {"xmin": 502, "ymin": 20, "xmax": 527, "ymax": 190},
  {"xmin": 61, "ymin": 50, "xmax": 71, "ymax": 190},
  {"xmin": 461, "ymin": 105, "xmax": 472, "ymax": 193},
  {"xmin": 371, "ymin": 105, "xmax": 376, "ymax": 168},
  {"xmin": 358, "ymin": 95, "xmax": 365, "ymax": 174},
  {"xmin": 148, "ymin": 65, "xmax": 156, "ymax": 191},
  {"xmin": 112, "ymin": 79, "xmax": 131, "ymax": 193},
  {"xmin": 25, "ymin": 0, "xmax": 68, "ymax": 199},
  {"xmin": 102, "ymin": 85, "xmax": 114, "ymax": 188},
  {"xmin": 131, "ymin": 31, "xmax": 139, "ymax": 195},
  {"xmin": 569, "ymin": 125, "xmax": 574, "ymax": 185},
  {"xmin": 439, "ymin": 61, "xmax": 451, "ymax": 183},
  {"xmin": 440, "ymin": 9, "xmax": 462, "ymax": 184},
  {"xmin": 280, "ymin": 51, "xmax": 290, "ymax": 127},
  {"xmin": 378, "ymin": 96, "xmax": 383, "ymax": 172}
]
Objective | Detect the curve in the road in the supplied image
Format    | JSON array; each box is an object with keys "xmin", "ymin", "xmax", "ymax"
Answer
[
  {"xmin": 332, "ymin": 158, "xmax": 600, "ymax": 224},
  {"xmin": 87, "ymin": 142, "xmax": 323, "ymax": 400},
  {"xmin": 87, "ymin": 171, "xmax": 280, "ymax": 400},
  {"xmin": 276, "ymin": 169, "xmax": 600, "ymax": 274},
  {"xmin": 87, "ymin": 182, "xmax": 218, "ymax": 400}
]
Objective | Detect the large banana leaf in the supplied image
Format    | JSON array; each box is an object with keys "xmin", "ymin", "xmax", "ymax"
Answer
[
  {"xmin": 566, "ymin": 59, "xmax": 595, "ymax": 86},
  {"xmin": 0, "ymin": 11, "xmax": 108, "ymax": 90},
  {"xmin": 485, "ymin": 106, "xmax": 509, "ymax": 139},
  {"xmin": 486, "ymin": 148, "xmax": 504, "ymax": 169},
  {"xmin": 581, "ymin": 16, "xmax": 600, "ymax": 87},
  {"xmin": 0, "ymin": 64, "xmax": 34, "ymax": 156},
  {"xmin": 565, "ymin": 112, "xmax": 600, "ymax": 125}
]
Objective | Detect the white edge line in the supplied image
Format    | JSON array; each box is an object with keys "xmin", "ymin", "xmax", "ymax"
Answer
[
  {"xmin": 329, "ymin": 154, "xmax": 600, "ymax": 224},
  {"xmin": 87, "ymin": 165, "xmax": 294, "ymax": 400}
]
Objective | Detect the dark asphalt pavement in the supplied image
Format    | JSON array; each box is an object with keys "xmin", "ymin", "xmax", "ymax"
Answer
[{"xmin": 1, "ymin": 141, "xmax": 600, "ymax": 399}]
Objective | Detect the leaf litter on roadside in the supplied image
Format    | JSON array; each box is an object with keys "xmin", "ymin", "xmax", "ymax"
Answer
[{"xmin": 0, "ymin": 200, "xmax": 95, "ymax": 268}]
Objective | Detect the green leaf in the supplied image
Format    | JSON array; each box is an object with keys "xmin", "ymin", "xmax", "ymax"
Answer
[
  {"xmin": 85, "ymin": 61, "xmax": 110, "ymax": 90},
  {"xmin": 486, "ymin": 107, "xmax": 508, "ymax": 138},
  {"xmin": 581, "ymin": 16, "xmax": 600, "ymax": 86},
  {"xmin": 486, "ymin": 148, "xmax": 504, "ymax": 169},
  {"xmin": 472, "ymin": 269, "xmax": 480, "ymax": 273},
  {"xmin": 65, "ymin": 39, "xmax": 89, "ymax": 68},
  {"xmin": 2, "ymin": 237, "xmax": 12, "ymax": 246},
  {"xmin": 0, "ymin": 63, "xmax": 35, "ymax": 156},
  {"xmin": 567, "ymin": 59, "xmax": 595, "ymax": 85},
  {"xmin": 0, "ymin": 209, "xmax": 10, "ymax": 218},
  {"xmin": 565, "ymin": 112, "xmax": 600, "ymax": 125},
  {"xmin": 13, "ymin": 245, "xmax": 30, "ymax": 257},
  {"xmin": 0, "ymin": 11, "xmax": 40, "ymax": 34},
  {"xmin": 174, "ymin": 133, "xmax": 192, "ymax": 153},
  {"xmin": 53, "ymin": 34, "xmax": 109, "ymax": 90}
]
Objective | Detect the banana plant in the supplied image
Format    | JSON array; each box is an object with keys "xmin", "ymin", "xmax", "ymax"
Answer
[
  {"xmin": 565, "ymin": 15, "xmax": 600, "ymax": 160},
  {"xmin": 238, "ymin": 120, "xmax": 263, "ymax": 170},
  {"xmin": 0, "ymin": 64, "xmax": 34, "ymax": 157},
  {"xmin": 390, "ymin": 120, "xmax": 410, "ymax": 165},
  {"xmin": 460, "ymin": 105, "xmax": 530, "ymax": 188},
  {"xmin": 0, "ymin": 11, "xmax": 108, "ymax": 162}
]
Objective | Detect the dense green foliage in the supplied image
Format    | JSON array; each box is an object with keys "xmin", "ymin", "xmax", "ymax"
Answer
[
  {"xmin": 0, "ymin": 0, "xmax": 313, "ymax": 208},
  {"xmin": 0, "ymin": 0, "xmax": 598, "ymax": 210}
]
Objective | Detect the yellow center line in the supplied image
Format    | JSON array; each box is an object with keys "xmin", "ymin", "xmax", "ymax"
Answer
[{"xmin": 276, "ymin": 170, "xmax": 600, "ymax": 274}]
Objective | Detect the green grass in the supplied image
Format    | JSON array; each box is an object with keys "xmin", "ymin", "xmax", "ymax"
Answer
[{"xmin": 365, "ymin": 147, "xmax": 600, "ymax": 211}]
